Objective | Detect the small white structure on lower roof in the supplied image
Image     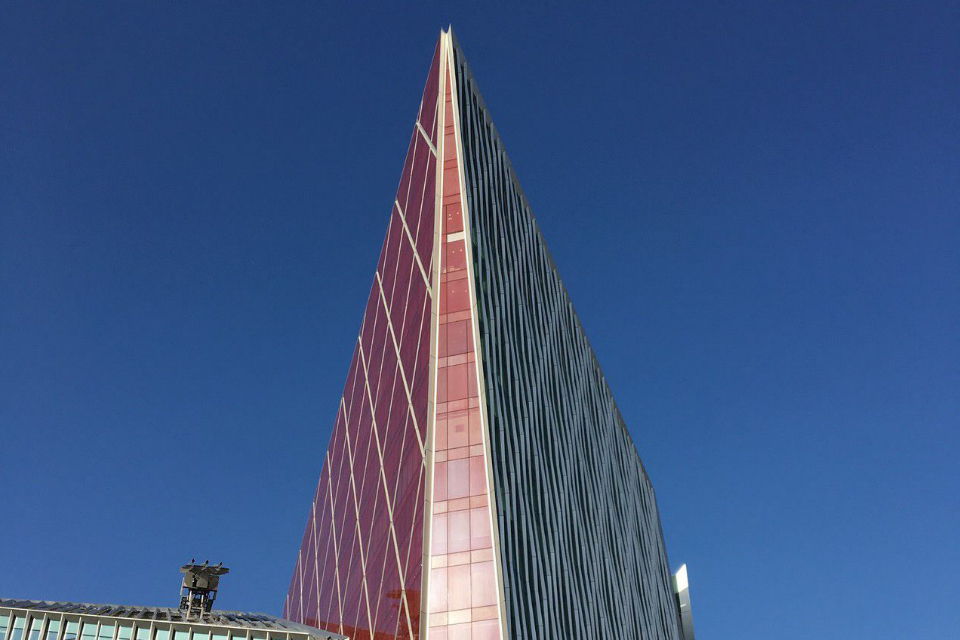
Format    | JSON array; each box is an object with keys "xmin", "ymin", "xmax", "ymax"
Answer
[{"xmin": 672, "ymin": 565, "xmax": 696, "ymax": 640}]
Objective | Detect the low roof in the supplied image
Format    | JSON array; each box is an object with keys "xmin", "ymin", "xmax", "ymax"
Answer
[{"xmin": 0, "ymin": 600, "xmax": 345, "ymax": 640}]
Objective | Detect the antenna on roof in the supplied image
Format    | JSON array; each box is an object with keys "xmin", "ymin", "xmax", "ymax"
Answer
[{"xmin": 179, "ymin": 561, "xmax": 229, "ymax": 616}]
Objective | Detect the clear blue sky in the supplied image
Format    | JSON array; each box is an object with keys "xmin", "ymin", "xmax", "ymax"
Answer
[{"xmin": 1, "ymin": 2, "xmax": 957, "ymax": 639}]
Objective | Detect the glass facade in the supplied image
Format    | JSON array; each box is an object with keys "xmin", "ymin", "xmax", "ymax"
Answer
[
  {"xmin": 10, "ymin": 617, "xmax": 25, "ymax": 640},
  {"xmin": 424, "ymin": 52, "xmax": 502, "ymax": 640},
  {"xmin": 285, "ymin": 28, "xmax": 686, "ymax": 640},
  {"xmin": 0, "ymin": 603, "xmax": 340, "ymax": 640},
  {"xmin": 45, "ymin": 621, "xmax": 60, "ymax": 640},
  {"xmin": 451, "ymin": 35, "xmax": 684, "ymax": 640},
  {"xmin": 27, "ymin": 619, "xmax": 43, "ymax": 640},
  {"xmin": 283, "ymin": 37, "xmax": 441, "ymax": 640}
]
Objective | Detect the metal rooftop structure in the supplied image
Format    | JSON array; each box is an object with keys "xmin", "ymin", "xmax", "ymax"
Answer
[{"xmin": 179, "ymin": 562, "xmax": 229, "ymax": 617}]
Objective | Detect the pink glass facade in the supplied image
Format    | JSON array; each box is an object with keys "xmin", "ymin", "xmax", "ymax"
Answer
[
  {"xmin": 287, "ymin": 28, "xmax": 686, "ymax": 640},
  {"xmin": 283, "ymin": 39, "xmax": 442, "ymax": 640},
  {"xmin": 424, "ymin": 58, "xmax": 502, "ymax": 640},
  {"xmin": 286, "ymin": 33, "xmax": 506, "ymax": 640}
]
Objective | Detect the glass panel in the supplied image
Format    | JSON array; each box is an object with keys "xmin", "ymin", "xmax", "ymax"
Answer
[
  {"xmin": 446, "ymin": 458, "xmax": 470, "ymax": 500},
  {"xmin": 96, "ymin": 625, "xmax": 113, "ymax": 640},
  {"xmin": 46, "ymin": 620, "xmax": 60, "ymax": 640},
  {"xmin": 443, "ymin": 280, "xmax": 469, "ymax": 314},
  {"xmin": 210, "ymin": 633, "xmax": 227, "ymax": 640},
  {"xmin": 470, "ymin": 561, "xmax": 496, "ymax": 607},
  {"xmin": 27, "ymin": 618, "xmax": 43, "ymax": 640},
  {"xmin": 447, "ymin": 565, "xmax": 471, "ymax": 610},
  {"xmin": 472, "ymin": 620, "xmax": 498, "ymax": 640},
  {"xmin": 470, "ymin": 506, "xmax": 492, "ymax": 549},
  {"xmin": 154, "ymin": 629, "xmax": 169, "ymax": 640},
  {"xmin": 428, "ymin": 567, "xmax": 447, "ymax": 613},
  {"xmin": 133, "ymin": 629, "xmax": 149, "ymax": 640},
  {"xmin": 432, "ymin": 512, "xmax": 448, "ymax": 554},
  {"xmin": 116, "ymin": 627, "xmax": 131, "ymax": 640},
  {"xmin": 448, "ymin": 509, "xmax": 471, "ymax": 553},
  {"xmin": 172, "ymin": 631, "xmax": 187, "ymax": 640},
  {"xmin": 191, "ymin": 632, "xmax": 208, "ymax": 640},
  {"xmin": 469, "ymin": 456, "xmax": 485, "ymax": 496},
  {"xmin": 63, "ymin": 622, "xmax": 78, "ymax": 640},
  {"xmin": 78, "ymin": 623, "xmax": 95, "ymax": 640},
  {"xmin": 448, "ymin": 411, "xmax": 469, "ymax": 449},
  {"xmin": 10, "ymin": 617, "xmax": 26, "ymax": 640}
]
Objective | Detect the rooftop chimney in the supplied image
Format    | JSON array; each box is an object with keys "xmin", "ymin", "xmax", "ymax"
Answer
[{"xmin": 179, "ymin": 560, "xmax": 229, "ymax": 616}]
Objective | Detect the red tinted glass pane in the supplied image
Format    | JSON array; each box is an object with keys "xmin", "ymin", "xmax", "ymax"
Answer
[
  {"xmin": 469, "ymin": 457, "xmax": 485, "ymax": 496},
  {"xmin": 415, "ymin": 157, "xmax": 437, "ymax": 268},
  {"xmin": 447, "ymin": 565, "xmax": 471, "ymax": 610},
  {"xmin": 446, "ymin": 363, "xmax": 469, "ymax": 402},
  {"xmin": 417, "ymin": 38, "xmax": 441, "ymax": 138},
  {"xmin": 443, "ymin": 279, "xmax": 469, "ymax": 314},
  {"xmin": 447, "ymin": 509, "xmax": 470, "ymax": 553},
  {"xmin": 447, "ymin": 410, "xmax": 469, "ymax": 449},
  {"xmin": 446, "ymin": 458, "xmax": 470, "ymax": 500},
  {"xmin": 446, "ymin": 320, "xmax": 468, "ymax": 355},
  {"xmin": 404, "ymin": 138, "xmax": 430, "ymax": 223},
  {"xmin": 444, "ymin": 202, "xmax": 463, "ymax": 234}
]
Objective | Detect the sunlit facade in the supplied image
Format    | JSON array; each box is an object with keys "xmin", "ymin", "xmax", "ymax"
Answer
[
  {"xmin": 283, "ymin": 29, "xmax": 689, "ymax": 640},
  {"xmin": 0, "ymin": 600, "xmax": 343, "ymax": 640}
]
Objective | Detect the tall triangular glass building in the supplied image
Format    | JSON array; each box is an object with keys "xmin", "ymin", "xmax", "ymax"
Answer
[{"xmin": 283, "ymin": 29, "xmax": 693, "ymax": 640}]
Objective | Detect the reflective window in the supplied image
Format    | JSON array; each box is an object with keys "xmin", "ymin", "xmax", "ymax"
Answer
[
  {"xmin": 11, "ymin": 617, "xmax": 27, "ymax": 640},
  {"xmin": 96, "ymin": 625, "xmax": 113, "ymax": 640},
  {"xmin": 78, "ymin": 623, "xmax": 95, "ymax": 640},
  {"xmin": 63, "ymin": 621, "xmax": 79, "ymax": 640},
  {"xmin": 191, "ymin": 632, "xmax": 208, "ymax": 640},
  {"xmin": 27, "ymin": 618, "xmax": 43, "ymax": 640},
  {"xmin": 0, "ymin": 615, "xmax": 10, "ymax": 640},
  {"xmin": 154, "ymin": 629, "xmax": 169, "ymax": 640},
  {"xmin": 172, "ymin": 631, "xmax": 187, "ymax": 640},
  {"xmin": 115, "ymin": 627, "xmax": 130, "ymax": 640},
  {"xmin": 133, "ymin": 628, "xmax": 149, "ymax": 640},
  {"xmin": 45, "ymin": 620, "xmax": 60, "ymax": 640}
]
